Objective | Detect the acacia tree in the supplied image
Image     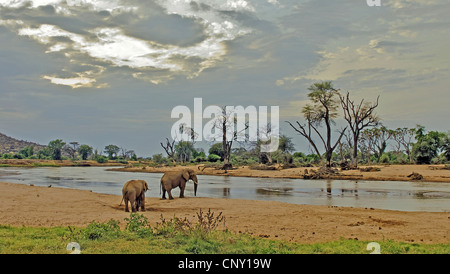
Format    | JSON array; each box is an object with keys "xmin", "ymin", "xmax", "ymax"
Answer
[
  {"xmin": 339, "ymin": 91, "xmax": 380, "ymax": 166},
  {"xmin": 104, "ymin": 144, "xmax": 120, "ymax": 160},
  {"xmin": 287, "ymin": 81, "xmax": 347, "ymax": 168}
]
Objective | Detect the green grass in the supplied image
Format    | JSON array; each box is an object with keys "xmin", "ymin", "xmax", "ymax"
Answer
[{"xmin": 0, "ymin": 213, "xmax": 448, "ymax": 254}]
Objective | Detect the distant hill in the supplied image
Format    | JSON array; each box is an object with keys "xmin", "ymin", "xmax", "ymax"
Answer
[{"xmin": 0, "ymin": 132, "xmax": 46, "ymax": 154}]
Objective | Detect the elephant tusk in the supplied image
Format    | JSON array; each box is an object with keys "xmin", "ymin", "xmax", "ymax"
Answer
[{"xmin": 188, "ymin": 179, "xmax": 198, "ymax": 185}]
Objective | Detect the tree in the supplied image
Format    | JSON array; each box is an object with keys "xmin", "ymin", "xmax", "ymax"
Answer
[
  {"xmin": 160, "ymin": 138, "xmax": 176, "ymax": 165},
  {"xmin": 256, "ymin": 134, "xmax": 294, "ymax": 165},
  {"xmin": 175, "ymin": 141, "xmax": 195, "ymax": 163},
  {"xmin": 392, "ymin": 127, "xmax": 416, "ymax": 163},
  {"xmin": 360, "ymin": 126, "xmax": 393, "ymax": 163},
  {"xmin": 208, "ymin": 143, "xmax": 225, "ymax": 160},
  {"xmin": 442, "ymin": 133, "xmax": 450, "ymax": 161},
  {"xmin": 412, "ymin": 127, "xmax": 445, "ymax": 164},
  {"xmin": 104, "ymin": 144, "xmax": 120, "ymax": 160},
  {"xmin": 48, "ymin": 139, "xmax": 66, "ymax": 160},
  {"xmin": 63, "ymin": 145, "xmax": 76, "ymax": 160},
  {"xmin": 78, "ymin": 145, "xmax": 93, "ymax": 160},
  {"xmin": 119, "ymin": 147, "xmax": 135, "ymax": 159},
  {"xmin": 339, "ymin": 91, "xmax": 379, "ymax": 166},
  {"xmin": 210, "ymin": 106, "xmax": 249, "ymax": 172},
  {"xmin": 161, "ymin": 123, "xmax": 198, "ymax": 165},
  {"xmin": 287, "ymin": 81, "xmax": 347, "ymax": 168},
  {"xmin": 19, "ymin": 145, "xmax": 34, "ymax": 158}
]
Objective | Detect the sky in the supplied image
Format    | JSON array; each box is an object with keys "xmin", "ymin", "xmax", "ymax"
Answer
[{"xmin": 0, "ymin": 0, "xmax": 449, "ymax": 157}]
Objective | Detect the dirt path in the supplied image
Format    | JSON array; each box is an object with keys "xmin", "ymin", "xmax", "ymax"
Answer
[{"xmin": 1, "ymin": 182, "xmax": 448, "ymax": 244}]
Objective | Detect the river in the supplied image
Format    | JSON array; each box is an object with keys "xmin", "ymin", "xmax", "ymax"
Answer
[{"xmin": 0, "ymin": 166, "xmax": 449, "ymax": 212}]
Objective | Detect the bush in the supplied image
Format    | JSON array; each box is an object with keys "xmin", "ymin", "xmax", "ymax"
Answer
[
  {"xmin": 306, "ymin": 154, "xmax": 320, "ymax": 164},
  {"xmin": 124, "ymin": 213, "xmax": 152, "ymax": 238},
  {"xmin": 207, "ymin": 154, "xmax": 221, "ymax": 162},
  {"xmin": 193, "ymin": 156, "xmax": 207, "ymax": 163},
  {"xmin": 154, "ymin": 209, "xmax": 225, "ymax": 239},
  {"xmin": 152, "ymin": 153, "xmax": 168, "ymax": 165},
  {"xmin": 96, "ymin": 156, "xmax": 108, "ymax": 163},
  {"xmin": 380, "ymin": 154, "xmax": 390, "ymax": 164},
  {"xmin": 82, "ymin": 220, "xmax": 121, "ymax": 240}
]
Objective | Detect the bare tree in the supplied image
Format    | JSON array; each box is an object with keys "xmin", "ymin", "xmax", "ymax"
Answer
[
  {"xmin": 339, "ymin": 91, "xmax": 380, "ymax": 166},
  {"xmin": 287, "ymin": 81, "xmax": 347, "ymax": 168},
  {"xmin": 160, "ymin": 138, "xmax": 176, "ymax": 165},
  {"xmin": 210, "ymin": 106, "xmax": 249, "ymax": 172},
  {"xmin": 161, "ymin": 123, "xmax": 199, "ymax": 165}
]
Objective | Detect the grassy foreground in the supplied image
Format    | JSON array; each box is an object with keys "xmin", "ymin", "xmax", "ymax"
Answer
[{"xmin": 0, "ymin": 211, "xmax": 448, "ymax": 254}]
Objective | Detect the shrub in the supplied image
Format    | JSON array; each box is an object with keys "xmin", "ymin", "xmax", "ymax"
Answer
[
  {"xmin": 207, "ymin": 154, "xmax": 221, "ymax": 162},
  {"xmin": 96, "ymin": 156, "xmax": 108, "ymax": 163},
  {"xmin": 82, "ymin": 219, "xmax": 121, "ymax": 240},
  {"xmin": 193, "ymin": 156, "xmax": 207, "ymax": 163},
  {"xmin": 380, "ymin": 154, "xmax": 390, "ymax": 164},
  {"xmin": 154, "ymin": 209, "xmax": 225, "ymax": 239},
  {"xmin": 124, "ymin": 213, "xmax": 152, "ymax": 238}
]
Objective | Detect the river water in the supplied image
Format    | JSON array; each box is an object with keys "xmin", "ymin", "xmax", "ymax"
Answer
[{"xmin": 0, "ymin": 166, "xmax": 449, "ymax": 212}]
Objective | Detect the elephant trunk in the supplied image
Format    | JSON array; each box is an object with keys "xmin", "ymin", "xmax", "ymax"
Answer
[{"xmin": 192, "ymin": 175, "xmax": 198, "ymax": 196}]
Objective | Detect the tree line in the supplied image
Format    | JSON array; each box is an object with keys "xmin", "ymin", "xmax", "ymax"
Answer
[
  {"xmin": 0, "ymin": 140, "xmax": 138, "ymax": 163},
  {"xmin": 2, "ymin": 81, "xmax": 448, "ymax": 167},
  {"xmin": 158, "ymin": 81, "xmax": 449, "ymax": 168}
]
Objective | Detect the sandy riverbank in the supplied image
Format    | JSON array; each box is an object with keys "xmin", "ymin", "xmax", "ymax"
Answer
[{"xmin": 1, "ymin": 181, "xmax": 448, "ymax": 244}]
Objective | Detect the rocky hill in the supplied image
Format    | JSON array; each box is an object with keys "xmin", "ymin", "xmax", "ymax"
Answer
[{"xmin": 0, "ymin": 132, "xmax": 46, "ymax": 154}]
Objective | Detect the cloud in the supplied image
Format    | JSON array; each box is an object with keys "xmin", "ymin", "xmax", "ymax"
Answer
[
  {"xmin": 1, "ymin": 0, "xmax": 256, "ymax": 86},
  {"xmin": 42, "ymin": 75, "xmax": 95, "ymax": 88}
]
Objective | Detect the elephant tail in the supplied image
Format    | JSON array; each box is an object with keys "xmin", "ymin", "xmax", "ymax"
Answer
[{"xmin": 120, "ymin": 190, "xmax": 127, "ymax": 206}]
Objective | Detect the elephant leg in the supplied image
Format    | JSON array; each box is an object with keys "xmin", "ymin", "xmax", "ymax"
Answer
[
  {"xmin": 167, "ymin": 189, "xmax": 174, "ymax": 200},
  {"xmin": 124, "ymin": 197, "xmax": 129, "ymax": 212},
  {"xmin": 179, "ymin": 185, "xmax": 185, "ymax": 198},
  {"xmin": 161, "ymin": 184, "xmax": 167, "ymax": 199},
  {"xmin": 129, "ymin": 196, "xmax": 137, "ymax": 212},
  {"xmin": 135, "ymin": 198, "xmax": 140, "ymax": 212},
  {"xmin": 140, "ymin": 194, "xmax": 146, "ymax": 211}
]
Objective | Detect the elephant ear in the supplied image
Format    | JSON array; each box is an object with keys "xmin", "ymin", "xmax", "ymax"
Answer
[{"xmin": 182, "ymin": 169, "xmax": 190, "ymax": 181}]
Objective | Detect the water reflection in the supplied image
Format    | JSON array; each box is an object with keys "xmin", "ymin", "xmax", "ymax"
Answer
[
  {"xmin": 256, "ymin": 188, "xmax": 293, "ymax": 196},
  {"xmin": 0, "ymin": 166, "xmax": 449, "ymax": 212},
  {"xmin": 223, "ymin": 188, "xmax": 230, "ymax": 197}
]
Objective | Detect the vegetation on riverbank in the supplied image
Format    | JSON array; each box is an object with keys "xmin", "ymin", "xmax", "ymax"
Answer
[
  {"xmin": 0, "ymin": 212, "xmax": 448, "ymax": 254},
  {"xmin": 0, "ymin": 159, "xmax": 127, "ymax": 167}
]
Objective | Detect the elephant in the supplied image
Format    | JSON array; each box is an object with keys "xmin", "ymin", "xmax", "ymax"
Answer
[
  {"xmin": 122, "ymin": 180, "xmax": 149, "ymax": 212},
  {"xmin": 160, "ymin": 169, "xmax": 198, "ymax": 200}
]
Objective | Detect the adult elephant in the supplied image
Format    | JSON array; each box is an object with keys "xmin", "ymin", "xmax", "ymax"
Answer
[
  {"xmin": 122, "ymin": 180, "xmax": 149, "ymax": 212},
  {"xmin": 160, "ymin": 169, "xmax": 198, "ymax": 200}
]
